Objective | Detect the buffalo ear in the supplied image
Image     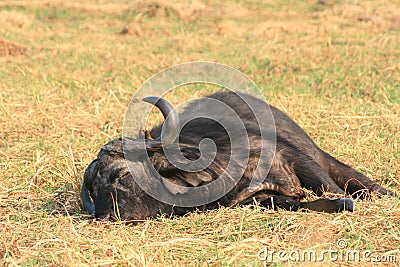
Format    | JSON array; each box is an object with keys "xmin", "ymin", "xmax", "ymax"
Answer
[
  {"xmin": 101, "ymin": 95, "xmax": 179, "ymax": 155},
  {"xmin": 134, "ymin": 96, "xmax": 179, "ymax": 152},
  {"xmin": 162, "ymin": 177, "xmax": 190, "ymax": 195},
  {"xmin": 160, "ymin": 171, "xmax": 214, "ymax": 195},
  {"xmin": 100, "ymin": 137, "xmax": 164, "ymax": 155},
  {"xmin": 184, "ymin": 172, "xmax": 213, "ymax": 186}
]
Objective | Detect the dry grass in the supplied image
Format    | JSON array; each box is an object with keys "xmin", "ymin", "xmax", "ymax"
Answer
[
  {"xmin": 0, "ymin": 38, "xmax": 27, "ymax": 56},
  {"xmin": 1, "ymin": 0, "xmax": 399, "ymax": 266}
]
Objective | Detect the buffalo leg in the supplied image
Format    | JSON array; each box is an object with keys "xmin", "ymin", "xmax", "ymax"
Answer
[
  {"xmin": 293, "ymin": 159, "xmax": 345, "ymax": 196},
  {"xmin": 260, "ymin": 195, "xmax": 354, "ymax": 213},
  {"xmin": 323, "ymin": 152, "xmax": 395, "ymax": 198}
]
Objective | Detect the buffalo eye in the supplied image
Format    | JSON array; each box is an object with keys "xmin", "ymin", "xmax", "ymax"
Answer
[{"xmin": 117, "ymin": 177, "xmax": 128, "ymax": 187}]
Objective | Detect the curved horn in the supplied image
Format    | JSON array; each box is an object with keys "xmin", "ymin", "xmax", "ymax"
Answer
[
  {"xmin": 81, "ymin": 183, "xmax": 95, "ymax": 215},
  {"xmin": 143, "ymin": 96, "xmax": 179, "ymax": 146}
]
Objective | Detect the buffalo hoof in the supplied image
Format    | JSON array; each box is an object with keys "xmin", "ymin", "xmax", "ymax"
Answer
[
  {"xmin": 337, "ymin": 198, "xmax": 354, "ymax": 212},
  {"xmin": 299, "ymin": 197, "xmax": 354, "ymax": 213},
  {"xmin": 96, "ymin": 213, "xmax": 110, "ymax": 221}
]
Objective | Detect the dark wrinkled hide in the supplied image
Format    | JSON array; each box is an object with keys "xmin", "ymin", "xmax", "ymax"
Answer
[{"xmin": 82, "ymin": 92, "xmax": 394, "ymax": 221}]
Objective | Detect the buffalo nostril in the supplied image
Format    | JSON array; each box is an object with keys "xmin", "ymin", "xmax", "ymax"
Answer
[{"xmin": 96, "ymin": 213, "xmax": 110, "ymax": 221}]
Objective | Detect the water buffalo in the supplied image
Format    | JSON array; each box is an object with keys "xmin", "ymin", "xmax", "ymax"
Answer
[{"xmin": 81, "ymin": 91, "xmax": 394, "ymax": 221}]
